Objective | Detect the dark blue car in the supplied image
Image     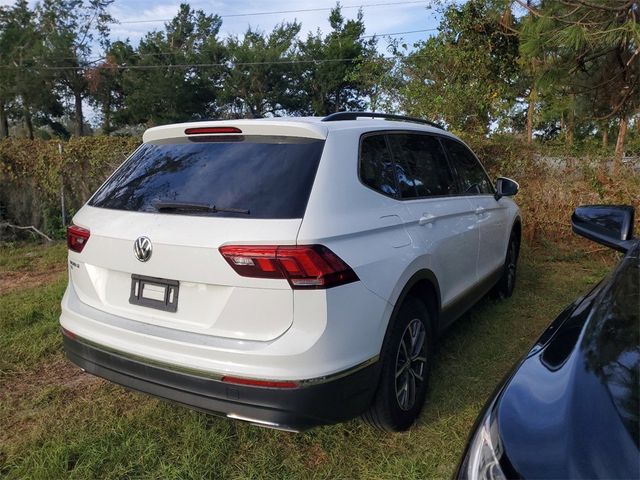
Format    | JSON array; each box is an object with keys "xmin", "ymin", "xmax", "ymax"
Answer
[{"xmin": 457, "ymin": 205, "xmax": 639, "ymax": 479}]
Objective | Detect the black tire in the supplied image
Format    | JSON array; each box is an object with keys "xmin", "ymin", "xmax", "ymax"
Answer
[
  {"xmin": 494, "ymin": 232, "xmax": 519, "ymax": 299},
  {"xmin": 363, "ymin": 296, "xmax": 432, "ymax": 432}
]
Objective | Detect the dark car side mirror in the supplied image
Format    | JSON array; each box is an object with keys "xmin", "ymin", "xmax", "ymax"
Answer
[
  {"xmin": 495, "ymin": 177, "xmax": 519, "ymax": 200},
  {"xmin": 571, "ymin": 205, "xmax": 635, "ymax": 253}
]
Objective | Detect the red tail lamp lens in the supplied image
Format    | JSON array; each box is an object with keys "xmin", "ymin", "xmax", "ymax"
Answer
[
  {"xmin": 219, "ymin": 245, "xmax": 359, "ymax": 289},
  {"xmin": 184, "ymin": 127, "xmax": 242, "ymax": 135},
  {"xmin": 67, "ymin": 225, "xmax": 90, "ymax": 253},
  {"xmin": 221, "ymin": 376, "xmax": 298, "ymax": 389}
]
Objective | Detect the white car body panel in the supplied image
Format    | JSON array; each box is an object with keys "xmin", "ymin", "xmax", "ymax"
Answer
[
  {"xmin": 399, "ymin": 196, "xmax": 479, "ymax": 308},
  {"xmin": 60, "ymin": 275, "xmax": 388, "ymax": 380},
  {"xmin": 472, "ymin": 195, "xmax": 516, "ymax": 281},
  {"xmin": 70, "ymin": 206, "xmax": 300, "ymax": 341}
]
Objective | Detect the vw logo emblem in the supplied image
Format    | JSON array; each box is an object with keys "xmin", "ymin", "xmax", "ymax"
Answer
[{"xmin": 134, "ymin": 236, "xmax": 152, "ymax": 262}]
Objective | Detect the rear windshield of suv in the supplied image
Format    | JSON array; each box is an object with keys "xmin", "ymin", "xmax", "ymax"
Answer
[{"xmin": 89, "ymin": 136, "xmax": 324, "ymax": 219}]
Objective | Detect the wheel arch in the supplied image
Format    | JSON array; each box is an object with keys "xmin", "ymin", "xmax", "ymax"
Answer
[{"xmin": 384, "ymin": 269, "xmax": 441, "ymax": 345}]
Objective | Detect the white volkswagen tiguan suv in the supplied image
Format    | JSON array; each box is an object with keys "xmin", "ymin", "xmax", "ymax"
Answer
[{"xmin": 60, "ymin": 112, "xmax": 521, "ymax": 432}]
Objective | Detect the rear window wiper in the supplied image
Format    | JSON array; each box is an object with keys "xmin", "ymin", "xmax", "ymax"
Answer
[{"xmin": 154, "ymin": 201, "xmax": 250, "ymax": 215}]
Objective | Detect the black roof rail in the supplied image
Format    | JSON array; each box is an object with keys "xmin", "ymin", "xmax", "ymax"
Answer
[{"xmin": 321, "ymin": 111, "xmax": 444, "ymax": 130}]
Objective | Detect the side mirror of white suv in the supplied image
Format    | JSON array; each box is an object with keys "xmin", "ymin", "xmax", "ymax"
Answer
[{"xmin": 495, "ymin": 177, "xmax": 519, "ymax": 200}]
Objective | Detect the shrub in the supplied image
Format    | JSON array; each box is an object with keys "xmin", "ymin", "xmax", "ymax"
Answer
[
  {"xmin": 0, "ymin": 137, "xmax": 140, "ymax": 240},
  {"xmin": 0, "ymin": 136, "xmax": 638, "ymax": 245}
]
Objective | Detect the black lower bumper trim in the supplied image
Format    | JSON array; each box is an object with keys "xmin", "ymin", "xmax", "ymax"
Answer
[{"xmin": 63, "ymin": 332, "xmax": 379, "ymax": 431}]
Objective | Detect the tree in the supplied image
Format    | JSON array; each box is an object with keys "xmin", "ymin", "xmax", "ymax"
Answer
[
  {"xmin": 223, "ymin": 22, "xmax": 303, "ymax": 118},
  {"xmin": 86, "ymin": 43, "xmax": 130, "ymax": 134},
  {"xmin": 402, "ymin": 0, "xmax": 523, "ymax": 134},
  {"xmin": 298, "ymin": 6, "xmax": 377, "ymax": 115},
  {"xmin": 116, "ymin": 4, "xmax": 226, "ymax": 126},
  {"xmin": 0, "ymin": 5, "xmax": 13, "ymax": 138},
  {"xmin": 519, "ymin": 0, "xmax": 640, "ymax": 164},
  {"xmin": 348, "ymin": 40, "xmax": 404, "ymax": 113},
  {"xmin": 37, "ymin": 0, "xmax": 114, "ymax": 137},
  {"xmin": 0, "ymin": 0, "xmax": 63, "ymax": 139}
]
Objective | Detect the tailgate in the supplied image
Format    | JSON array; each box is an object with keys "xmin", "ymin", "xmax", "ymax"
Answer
[{"xmin": 69, "ymin": 206, "xmax": 301, "ymax": 341}]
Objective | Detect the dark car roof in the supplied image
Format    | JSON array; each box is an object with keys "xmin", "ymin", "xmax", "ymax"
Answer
[{"xmin": 496, "ymin": 242, "xmax": 639, "ymax": 478}]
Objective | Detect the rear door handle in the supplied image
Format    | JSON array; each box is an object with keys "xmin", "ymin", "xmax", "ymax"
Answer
[
  {"xmin": 475, "ymin": 207, "xmax": 485, "ymax": 216},
  {"xmin": 418, "ymin": 214, "xmax": 436, "ymax": 226}
]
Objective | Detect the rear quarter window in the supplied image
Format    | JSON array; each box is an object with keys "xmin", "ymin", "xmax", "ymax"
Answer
[
  {"xmin": 359, "ymin": 134, "xmax": 398, "ymax": 197},
  {"xmin": 89, "ymin": 136, "xmax": 324, "ymax": 219}
]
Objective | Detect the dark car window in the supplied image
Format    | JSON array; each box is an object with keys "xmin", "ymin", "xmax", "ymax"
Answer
[
  {"xmin": 387, "ymin": 134, "xmax": 457, "ymax": 199},
  {"xmin": 443, "ymin": 139, "xmax": 494, "ymax": 195},
  {"xmin": 359, "ymin": 134, "xmax": 398, "ymax": 197},
  {"xmin": 89, "ymin": 136, "xmax": 324, "ymax": 219}
]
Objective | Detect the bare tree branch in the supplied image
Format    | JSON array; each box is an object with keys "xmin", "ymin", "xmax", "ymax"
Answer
[{"xmin": 0, "ymin": 223, "xmax": 53, "ymax": 241}]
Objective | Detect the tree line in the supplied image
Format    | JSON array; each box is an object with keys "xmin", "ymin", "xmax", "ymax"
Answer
[{"xmin": 0, "ymin": 0, "xmax": 638, "ymax": 159}]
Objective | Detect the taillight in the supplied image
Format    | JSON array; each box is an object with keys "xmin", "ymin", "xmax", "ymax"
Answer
[
  {"xmin": 221, "ymin": 376, "xmax": 298, "ymax": 389},
  {"xmin": 67, "ymin": 225, "xmax": 90, "ymax": 252},
  {"xmin": 219, "ymin": 244, "xmax": 359, "ymax": 289}
]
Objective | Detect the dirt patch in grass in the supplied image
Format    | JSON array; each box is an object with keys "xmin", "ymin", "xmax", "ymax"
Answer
[
  {"xmin": 0, "ymin": 267, "xmax": 66, "ymax": 294},
  {"xmin": 0, "ymin": 355, "xmax": 100, "ymax": 397},
  {"xmin": 0, "ymin": 242, "xmax": 67, "ymax": 294},
  {"xmin": 0, "ymin": 355, "xmax": 103, "ymax": 446}
]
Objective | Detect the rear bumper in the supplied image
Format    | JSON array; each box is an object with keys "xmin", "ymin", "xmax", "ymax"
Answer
[{"xmin": 62, "ymin": 329, "xmax": 380, "ymax": 431}]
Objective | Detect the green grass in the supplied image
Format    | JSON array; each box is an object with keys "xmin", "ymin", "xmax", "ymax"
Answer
[
  {"xmin": 0, "ymin": 242, "xmax": 67, "ymax": 273},
  {"xmin": 0, "ymin": 242, "xmax": 613, "ymax": 479},
  {"xmin": 0, "ymin": 243, "xmax": 68, "ymax": 378}
]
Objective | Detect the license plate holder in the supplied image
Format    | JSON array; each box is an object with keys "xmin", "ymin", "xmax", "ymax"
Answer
[{"xmin": 129, "ymin": 274, "xmax": 179, "ymax": 313}]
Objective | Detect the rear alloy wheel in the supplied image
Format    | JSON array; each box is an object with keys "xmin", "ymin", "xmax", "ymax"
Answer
[
  {"xmin": 363, "ymin": 296, "xmax": 432, "ymax": 431},
  {"xmin": 395, "ymin": 318, "xmax": 427, "ymax": 411},
  {"xmin": 495, "ymin": 233, "xmax": 519, "ymax": 299}
]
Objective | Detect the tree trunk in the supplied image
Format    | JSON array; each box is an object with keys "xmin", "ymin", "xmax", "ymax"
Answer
[
  {"xmin": 370, "ymin": 89, "xmax": 378, "ymax": 113},
  {"xmin": 0, "ymin": 102, "xmax": 8, "ymax": 138},
  {"xmin": 102, "ymin": 92, "xmax": 111, "ymax": 135},
  {"xmin": 74, "ymin": 90, "xmax": 84, "ymax": 137},
  {"xmin": 602, "ymin": 129, "xmax": 608, "ymax": 148},
  {"xmin": 24, "ymin": 106, "xmax": 34, "ymax": 140},
  {"xmin": 613, "ymin": 116, "xmax": 627, "ymax": 174},
  {"xmin": 567, "ymin": 95, "xmax": 575, "ymax": 146},
  {"xmin": 526, "ymin": 85, "xmax": 536, "ymax": 144}
]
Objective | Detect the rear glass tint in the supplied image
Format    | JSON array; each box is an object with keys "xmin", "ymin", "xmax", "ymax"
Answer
[{"xmin": 89, "ymin": 136, "xmax": 324, "ymax": 219}]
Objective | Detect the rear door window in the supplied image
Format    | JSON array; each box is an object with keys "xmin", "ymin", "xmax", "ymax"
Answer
[
  {"xmin": 89, "ymin": 136, "xmax": 324, "ymax": 219},
  {"xmin": 442, "ymin": 139, "xmax": 494, "ymax": 195},
  {"xmin": 387, "ymin": 133, "xmax": 457, "ymax": 199}
]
